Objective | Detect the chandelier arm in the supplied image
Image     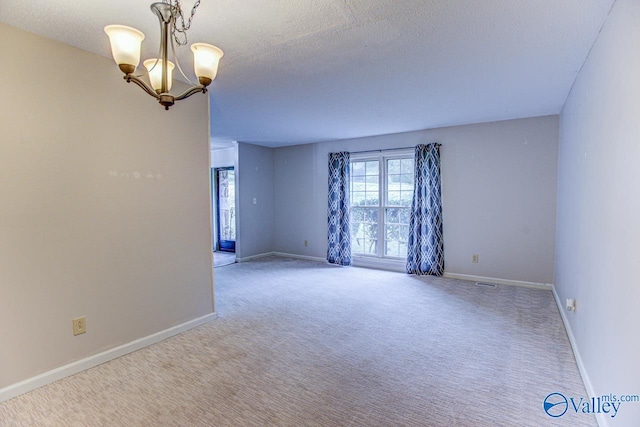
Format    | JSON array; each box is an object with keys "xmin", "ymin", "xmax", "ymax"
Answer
[
  {"xmin": 125, "ymin": 74, "xmax": 162, "ymax": 100},
  {"xmin": 160, "ymin": 7, "xmax": 170, "ymax": 94},
  {"xmin": 170, "ymin": 30, "xmax": 197, "ymax": 85},
  {"xmin": 173, "ymin": 85, "xmax": 206, "ymax": 101},
  {"xmin": 145, "ymin": 13, "xmax": 166, "ymax": 75}
]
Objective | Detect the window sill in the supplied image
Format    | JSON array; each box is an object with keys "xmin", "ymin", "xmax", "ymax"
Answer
[{"xmin": 352, "ymin": 256, "xmax": 406, "ymax": 273}]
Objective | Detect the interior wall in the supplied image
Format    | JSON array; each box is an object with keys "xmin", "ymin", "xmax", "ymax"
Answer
[
  {"xmin": 274, "ymin": 116, "xmax": 559, "ymax": 284},
  {"xmin": 555, "ymin": 0, "xmax": 640, "ymax": 425},
  {"xmin": 236, "ymin": 142, "xmax": 274, "ymax": 259},
  {"xmin": 0, "ymin": 23, "xmax": 214, "ymax": 389},
  {"xmin": 211, "ymin": 147, "xmax": 237, "ymax": 168}
]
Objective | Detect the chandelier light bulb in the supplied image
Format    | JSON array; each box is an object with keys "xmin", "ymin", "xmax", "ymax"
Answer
[
  {"xmin": 104, "ymin": 25, "xmax": 145, "ymax": 74},
  {"xmin": 144, "ymin": 59, "xmax": 175, "ymax": 93},
  {"xmin": 191, "ymin": 43, "xmax": 224, "ymax": 86}
]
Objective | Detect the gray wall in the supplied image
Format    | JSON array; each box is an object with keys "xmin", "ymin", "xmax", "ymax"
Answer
[
  {"xmin": 236, "ymin": 143, "xmax": 274, "ymax": 259},
  {"xmin": 273, "ymin": 144, "xmax": 326, "ymax": 258},
  {"xmin": 0, "ymin": 23, "xmax": 214, "ymax": 389},
  {"xmin": 211, "ymin": 147, "xmax": 237, "ymax": 168},
  {"xmin": 556, "ymin": 0, "xmax": 640, "ymax": 425},
  {"xmin": 274, "ymin": 116, "xmax": 559, "ymax": 284}
]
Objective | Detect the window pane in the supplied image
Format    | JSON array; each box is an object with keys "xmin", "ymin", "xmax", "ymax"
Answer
[
  {"xmin": 352, "ymin": 159, "xmax": 379, "ymax": 210},
  {"xmin": 384, "ymin": 203, "xmax": 407, "ymax": 258},
  {"xmin": 388, "ymin": 177, "xmax": 402, "ymax": 199},
  {"xmin": 350, "ymin": 205, "xmax": 379, "ymax": 256},
  {"xmin": 365, "ymin": 175, "xmax": 379, "ymax": 194},
  {"xmin": 387, "ymin": 159, "xmax": 401, "ymax": 175},
  {"xmin": 350, "ymin": 222, "xmax": 361, "ymax": 238},
  {"xmin": 361, "ymin": 239, "xmax": 369, "ymax": 253},
  {"xmin": 366, "ymin": 161, "xmax": 379, "ymax": 175},
  {"xmin": 387, "ymin": 173, "xmax": 398, "ymax": 188},
  {"xmin": 365, "ymin": 174, "xmax": 378, "ymax": 185},
  {"xmin": 351, "ymin": 191, "xmax": 365, "ymax": 206},
  {"xmin": 352, "ymin": 176, "xmax": 365, "ymax": 193},
  {"xmin": 364, "ymin": 193, "xmax": 378, "ymax": 206},
  {"xmin": 352, "ymin": 226, "xmax": 365, "ymax": 253},
  {"xmin": 364, "ymin": 208, "xmax": 378, "ymax": 223},
  {"xmin": 352, "ymin": 174, "xmax": 365, "ymax": 184},
  {"xmin": 388, "ymin": 173, "xmax": 401, "ymax": 189},
  {"xmin": 351, "ymin": 208, "xmax": 364, "ymax": 225},
  {"xmin": 387, "ymin": 154, "xmax": 411, "ymax": 206},
  {"xmin": 386, "ymin": 224, "xmax": 399, "ymax": 240},
  {"xmin": 400, "ymin": 191, "xmax": 413, "ymax": 206},
  {"xmin": 398, "ymin": 243, "xmax": 408, "ymax": 258},
  {"xmin": 385, "ymin": 240, "xmax": 399, "ymax": 257},
  {"xmin": 400, "ymin": 178, "xmax": 413, "ymax": 192},
  {"xmin": 386, "ymin": 207, "xmax": 399, "ymax": 223},
  {"xmin": 362, "ymin": 239, "xmax": 378, "ymax": 255},
  {"xmin": 351, "ymin": 161, "xmax": 365, "ymax": 176},
  {"xmin": 401, "ymin": 158, "xmax": 413, "ymax": 174},
  {"xmin": 400, "ymin": 225, "xmax": 409, "ymax": 241},
  {"xmin": 386, "ymin": 239, "xmax": 406, "ymax": 258},
  {"xmin": 399, "ymin": 208, "xmax": 411, "ymax": 224},
  {"xmin": 388, "ymin": 191, "xmax": 401, "ymax": 205}
]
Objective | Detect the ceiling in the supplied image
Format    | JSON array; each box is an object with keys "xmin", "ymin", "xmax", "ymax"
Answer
[{"xmin": 0, "ymin": 0, "xmax": 615, "ymax": 147}]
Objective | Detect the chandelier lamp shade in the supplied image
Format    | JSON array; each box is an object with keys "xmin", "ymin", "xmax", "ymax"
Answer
[{"xmin": 104, "ymin": 1, "xmax": 223, "ymax": 110}]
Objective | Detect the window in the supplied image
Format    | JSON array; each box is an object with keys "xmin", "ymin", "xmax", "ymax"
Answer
[{"xmin": 350, "ymin": 152, "xmax": 414, "ymax": 259}]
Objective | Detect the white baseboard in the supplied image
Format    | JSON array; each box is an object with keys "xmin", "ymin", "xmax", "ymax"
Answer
[
  {"xmin": 442, "ymin": 272, "xmax": 553, "ymax": 290},
  {"xmin": 237, "ymin": 252, "xmax": 327, "ymax": 264},
  {"xmin": 551, "ymin": 287, "xmax": 604, "ymax": 427},
  {"xmin": 272, "ymin": 252, "xmax": 327, "ymax": 263},
  {"xmin": 235, "ymin": 252, "xmax": 275, "ymax": 262},
  {"xmin": 236, "ymin": 254, "xmax": 554, "ymax": 293},
  {"xmin": 0, "ymin": 312, "xmax": 217, "ymax": 404}
]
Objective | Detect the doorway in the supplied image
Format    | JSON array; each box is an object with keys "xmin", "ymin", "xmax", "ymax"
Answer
[{"xmin": 215, "ymin": 167, "xmax": 236, "ymax": 253}]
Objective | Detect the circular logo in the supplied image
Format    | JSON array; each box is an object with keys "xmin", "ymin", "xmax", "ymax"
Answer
[{"xmin": 543, "ymin": 393, "xmax": 568, "ymax": 417}]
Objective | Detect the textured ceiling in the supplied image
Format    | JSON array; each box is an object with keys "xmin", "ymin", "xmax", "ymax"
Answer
[{"xmin": 0, "ymin": 0, "xmax": 615, "ymax": 147}]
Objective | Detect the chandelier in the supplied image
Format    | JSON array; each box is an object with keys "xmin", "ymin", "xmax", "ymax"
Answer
[{"xmin": 104, "ymin": 1, "xmax": 223, "ymax": 110}]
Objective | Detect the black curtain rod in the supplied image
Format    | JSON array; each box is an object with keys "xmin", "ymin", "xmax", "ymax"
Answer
[{"xmin": 349, "ymin": 143, "xmax": 441, "ymax": 155}]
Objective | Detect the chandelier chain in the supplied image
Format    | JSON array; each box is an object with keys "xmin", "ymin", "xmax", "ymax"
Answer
[{"xmin": 164, "ymin": 0, "xmax": 201, "ymax": 46}]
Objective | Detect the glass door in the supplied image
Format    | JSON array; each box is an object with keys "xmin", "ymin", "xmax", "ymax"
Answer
[{"xmin": 216, "ymin": 167, "xmax": 236, "ymax": 252}]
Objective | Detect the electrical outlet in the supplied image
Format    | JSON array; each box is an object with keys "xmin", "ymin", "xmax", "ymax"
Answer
[
  {"xmin": 304, "ymin": 240, "xmax": 308, "ymax": 247},
  {"xmin": 72, "ymin": 317, "xmax": 86, "ymax": 336},
  {"xmin": 566, "ymin": 298, "xmax": 576, "ymax": 312},
  {"xmin": 472, "ymin": 254, "xmax": 479, "ymax": 263}
]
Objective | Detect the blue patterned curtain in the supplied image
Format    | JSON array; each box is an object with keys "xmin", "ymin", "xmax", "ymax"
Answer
[
  {"xmin": 406, "ymin": 144, "xmax": 444, "ymax": 275},
  {"xmin": 327, "ymin": 152, "xmax": 351, "ymax": 266}
]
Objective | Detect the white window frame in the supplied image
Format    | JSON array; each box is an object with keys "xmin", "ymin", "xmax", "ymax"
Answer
[{"xmin": 350, "ymin": 149, "xmax": 413, "ymax": 270}]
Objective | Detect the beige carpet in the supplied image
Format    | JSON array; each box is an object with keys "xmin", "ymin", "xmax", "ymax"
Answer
[{"xmin": 0, "ymin": 257, "xmax": 594, "ymax": 426}]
